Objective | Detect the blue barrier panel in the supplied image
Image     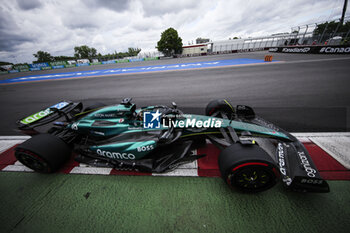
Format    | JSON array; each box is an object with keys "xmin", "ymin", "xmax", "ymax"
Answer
[
  {"xmin": 76, "ymin": 63, "xmax": 90, "ymax": 67},
  {"xmin": 29, "ymin": 63, "xmax": 49, "ymax": 68},
  {"xmin": 129, "ymin": 58, "xmax": 144, "ymax": 62},
  {"xmin": 52, "ymin": 65, "xmax": 65, "ymax": 69},
  {"xmin": 0, "ymin": 58, "xmax": 277, "ymax": 84},
  {"xmin": 30, "ymin": 68, "xmax": 41, "ymax": 71},
  {"xmin": 102, "ymin": 61, "xmax": 116, "ymax": 64},
  {"xmin": 9, "ymin": 70, "xmax": 19, "ymax": 73},
  {"xmin": 50, "ymin": 61, "xmax": 67, "ymax": 66},
  {"xmin": 14, "ymin": 65, "xmax": 29, "ymax": 70}
]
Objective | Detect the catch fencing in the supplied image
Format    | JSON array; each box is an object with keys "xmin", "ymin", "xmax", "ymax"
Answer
[{"xmin": 206, "ymin": 17, "xmax": 350, "ymax": 55}]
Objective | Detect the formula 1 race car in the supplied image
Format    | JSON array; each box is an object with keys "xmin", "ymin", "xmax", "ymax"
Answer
[{"xmin": 15, "ymin": 98, "xmax": 329, "ymax": 193}]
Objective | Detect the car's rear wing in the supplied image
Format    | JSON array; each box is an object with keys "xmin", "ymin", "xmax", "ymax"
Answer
[{"xmin": 17, "ymin": 101, "xmax": 82, "ymax": 135}]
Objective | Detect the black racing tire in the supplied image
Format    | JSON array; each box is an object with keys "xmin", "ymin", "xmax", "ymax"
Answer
[
  {"xmin": 15, "ymin": 134, "xmax": 71, "ymax": 173},
  {"xmin": 83, "ymin": 102, "xmax": 106, "ymax": 112},
  {"xmin": 205, "ymin": 99, "xmax": 235, "ymax": 117},
  {"xmin": 219, "ymin": 143, "xmax": 279, "ymax": 193}
]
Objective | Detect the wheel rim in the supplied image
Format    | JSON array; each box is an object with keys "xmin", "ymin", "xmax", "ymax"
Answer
[
  {"xmin": 16, "ymin": 150, "xmax": 49, "ymax": 172},
  {"xmin": 229, "ymin": 165, "xmax": 276, "ymax": 192}
]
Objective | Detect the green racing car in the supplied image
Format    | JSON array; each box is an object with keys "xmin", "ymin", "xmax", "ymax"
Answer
[{"xmin": 15, "ymin": 98, "xmax": 329, "ymax": 193}]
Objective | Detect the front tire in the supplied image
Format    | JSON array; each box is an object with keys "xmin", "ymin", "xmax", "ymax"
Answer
[
  {"xmin": 15, "ymin": 134, "xmax": 71, "ymax": 173},
  {"xmin": 219, "ymin": 143, "xmax": 279, "ymax": 192}
]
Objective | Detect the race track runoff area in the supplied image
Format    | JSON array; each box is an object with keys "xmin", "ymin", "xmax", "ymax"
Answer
[{"xmin": 0, "ymin": 133, "xmax": 349, "ymax": 233}]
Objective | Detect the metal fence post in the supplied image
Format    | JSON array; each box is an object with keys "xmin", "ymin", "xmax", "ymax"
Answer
[
  {"xmin": 332, "ymin": 19, "xmax": 342, "ymax": 39},
  {"xmin": 302, "ymin": 25, "xmax": 308, "ymax": 44},
  {"xmin": 345, "ymin": 28, "xmax": 350, "ymax": 39},
  {"xmin": 318, "ymin": 22, "xmax": 329, "ymax": 44}
]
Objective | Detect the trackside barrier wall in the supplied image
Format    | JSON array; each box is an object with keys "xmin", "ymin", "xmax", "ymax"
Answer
[
  {"xmin": 0, "ymin": 57, "xmax": 160, "ymax": 74},
  {"xmin": 64, "ymin": 64, "xmax": 75, "ymax": 68},
  {"xmin": 269, "ymin": 45, "xmax": 350, "ymax": 54}
]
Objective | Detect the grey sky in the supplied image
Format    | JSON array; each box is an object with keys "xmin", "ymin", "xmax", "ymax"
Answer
[{"xmin": 0, "ymin": 0, "xmax": 347, "ymax": 63}]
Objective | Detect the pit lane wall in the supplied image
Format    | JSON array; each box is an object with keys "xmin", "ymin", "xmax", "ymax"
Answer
[{"xmin": 269, "ymin": 45, "xmax": 350, "ymax": 54}]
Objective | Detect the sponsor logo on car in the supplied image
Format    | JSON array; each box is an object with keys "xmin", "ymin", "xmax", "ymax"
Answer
[
  {"xmin": 96, "ymin": 149, "xmax": 135, "ymax": 159},
  {"xmin": 20, "ymin": 102, "xmax": 69, "ymax": 124},
  {"xmin": 277, "ymin": 143, "xmax": 292, "ymax": 186},
  {"xmin": 298, "ymin": 151, "xmax": 316, "ymax": 177},
  {"xmin": 300, "ymin": 178, "xmax": 323, "ymax": 185},
  {"xmin": 137, "ymin": 145, "xmax": 154, "ymax": 152},
  {"xmin": 94, "ymin": 113, "xmax": 117, "ymax": 118}
]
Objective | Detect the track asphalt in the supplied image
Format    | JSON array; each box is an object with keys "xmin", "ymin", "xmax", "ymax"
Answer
[
  {"xmin": 0, "ymin": 58, "xmax": 278, "ymax": 84},
  {"xmin": 1, "ymin": 52, "xmax": 350, "ymax": 134}
]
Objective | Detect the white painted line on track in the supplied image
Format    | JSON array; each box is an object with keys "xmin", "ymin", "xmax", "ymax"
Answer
[
  {"xmin": 0, "ymin": 140, "xmax": 26, "ymax": 153},
  {"xmin": 152, "ymin": 169, "xmax": 198, "ymax": 177},
  {"xmin": 310, "ymin": 136, "xmax": 350, "ymax": 169},
  {"xmin": 0, "ymin": 136, "xmax": 31, "ymax": 140},
  {"xmin": 69, "ymin": 167, "xmax": 113, "ymax": 175},
  {"xmin": 292, "ymin": 132, "xmax": 350, "ymax": 137},
  {"xmin": 14, "ymin": 161, "xmax": 24, "ymax": 166},
  {"xmin": 2, "ymin": 165, "xmax": 34, "ymax": 172},
  {"xmin": 176, "ymin": 160, "xmax": 198, "ymax": 169},
  {"xmin": 284, "ymin": 56, "xmax": 350, "ymax": 64}
]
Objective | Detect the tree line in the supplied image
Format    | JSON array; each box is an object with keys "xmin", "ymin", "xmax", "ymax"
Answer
[
  {"xmin": 32, "ymin": 46, "xmax": 142, "ymax": 63},
  {"xmin": 6, "ymin": 27, "xmax": 185, "ymax": 66},
  {"xmin": 314, "ymin": 21, "xmax": 350, "ymax": 35},
  {"xmin": 34, "ymin": 27, "xmax": 185, "ymax": 63}
]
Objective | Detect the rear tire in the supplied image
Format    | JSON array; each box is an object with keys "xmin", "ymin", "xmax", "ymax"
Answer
[
  {"xmin": 219, "ymin": 143, "xmax": 279, "ymax": 192},
  {"xmin": 15, "ymin": 134, "xmax": 71, "ymax": 173}
]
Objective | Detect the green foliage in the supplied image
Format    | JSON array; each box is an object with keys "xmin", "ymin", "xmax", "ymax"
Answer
[
  {"xmin": 33, "ymin": 51, "xmax": 54, "ymax": 63},
  {"xmin": 233, "ymin": 37, "xmax": 239, "ymax": 39},
  {"xmin": 53, "ymin": 56, "xmax": 75, "ymax": 61},
  {"xmin": 127, "ymin": 47, "xmax": 141, "ymax": 56},
  {"xmin": 341, "ymin": 37, "xmax": 350, "ymax": 45},
  {"xmin": 157, "ymin": 28, "xmax": 183, "ymax": 56},
  {"xmin": 31, "ymin": 46, "xmax": 141, "ymax": 64},
  {"xmin": 74, "ymin": 45, "xmax": 97, "ymax": 59},
  {"xmin": 98, "ymin": 48, "xmax": 141, "ymax": 61},
  {"xmin": 313, "ymin": 21, "xmax": 350, "ymax": 36},
  {"xmin": 0, "ymin": 61, "xmax": 13, "ymax": 66},
  {"xmin": 196, "ymin": 38, "xmax": 210, "ymax": 44}
]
